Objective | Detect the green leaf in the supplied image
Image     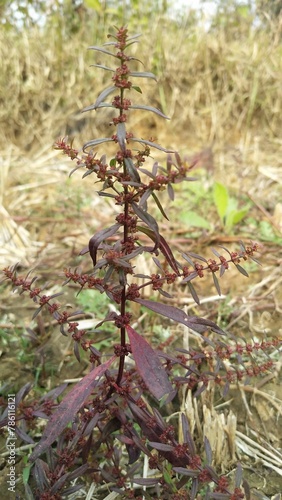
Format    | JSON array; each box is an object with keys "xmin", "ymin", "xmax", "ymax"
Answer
[
  {"xmin": 131, "ymin": 86, "xmax": 142, "ymax": 94},
  {"xmin": 213, "ymin": 182, "xmax": 228, "ymax": 221},
  {"xmin": 84, "ymin": 0, "xmax": 102, "ymax": 10},
  {"xmin": 179, "ymin": 211, "xmax": 210, "ymax": 229},
  {"xmin": 22, "ymin": 458, "xmax": 32, "ymax": 485},
  {"xmin": 226, "ymin": 208, "xmax": 249, "ymax": 227}
]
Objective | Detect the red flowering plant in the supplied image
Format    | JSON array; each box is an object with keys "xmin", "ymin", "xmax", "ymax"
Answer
[{"xmin": 1, "ymin": 27, "xmax": 280, "ymax": 499}]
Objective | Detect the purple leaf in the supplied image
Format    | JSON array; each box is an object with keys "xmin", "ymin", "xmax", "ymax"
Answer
[
  {"xmin": 212, "ymin": 273, "xmax": 221, "ymax": 296},
  {"xmin": 132, "ymin": 478, "xmax": 160, "ymax": 486},
  {"xmin": 29, "ymin": 356, "xmax": 116, "ymax": 462},
  {"xmin": 138, "ymin": 167, "xmax": 155, "ymax": 179},
  {"xmin": 152, "ymin": 192, "xmax": 169, "ymax": 220},
  {"xmin": 173, "ymin": 467, "xmax": 199, "ymax": 477},
  {"xmin": 187, "ymin": 252, "xmax": 208, "ymax": 263},
  {"xmin": 181, "ymin": 253, "xmax": 195, "ymax": 266},
  {"xmin": 235, "ymin": 462, "xmax": 243, "ymax": 488},
  {"xmin": 81, "ymin": 85, "xmax": 116, "ymax": 112},
  {"xmin": 124, "ymin": 158, "xmax": 141, "ymax": 183},
  {"xmin": 137, "ymin": 226, "xmax": 179, "ymax": 275},
  {"xmin": 88, "ymin": 223, "xmax": 121, "ymax": 266},
  {"xmin": 134, "ymin": 299, "xmax": 225, "ymax": 335},
  {"xmin": 15, "ymin": 426, "xmax": 35, "ymax": 444},
  {"xmin": 220, "ymin": 264, "xmax": 226, "ymax": 277},
  {"xmin": 117, "ymin": 122, "xmax": 126, "ymax": 151},
  {"xmin": 15, "ymin": 382, "xmax": 33, "ymax": 406},
  {"xmin": 212, "ymin": 247, "xmax": 221, "ymax": 258},
  {"xmin": 235, "ymin": 263, "xmax": 249, "ymax": 277},
  {"xmin": 152, "ymin": 257, "xmax": 164, "ymax": 271},
  {"xmin": 131, "ymin": 137, "xmax": 175, "ymax": 153},
  {"xmin": 206, "ymin": 494, "xmax": 229, "ymax": 499},
  {"xmin": 82, "ymin": 137, "xmax": 113, "ymax": 151},
  {"xmin": 126, "ymin": 443, "xmax": 142, "ymax": 464},
  {"xmin": 74, "ymin": 341, "xmax": 80, "ymax": 362},
  {"xmin": 32, "ymin": 306, "xmax": 44, "ymax": 320},
  {"xmin": 132, "ymin": 204, "xmax": 160, "ymax": 249},
  {"xmin": 62, "ymin": 484, "xmax": 87, "ymax": 496},
  {"xmin": 129, "ymin": 104, "xmax": 169, "ymax": 119},
  {"xmin": 126, "ymin": 325, "xmax": 173, "ymax": 400},
  {"xmin": 187, "ymin": 281, "xmax": 200, "ymax": 304},
  {"xmin": 129, "ymin": 71, "xmax": 157, "ymax": 81},
  {"xmin": 39, "ymin": 383, "xmax": 68, "ymax": 402},
  {"xmin": 148, "ymin": 442, "xmax": 174, "ymax": 452},
  {"xmin": 159, "ymin": 289, "xmax": 173, "ymax": 298},
  {"xmin": 139, "ymin": 189, "xmax": 152, "ymax": 208},
  {"xmin": 90, "ymin": 63, "xmax": 114, "ymax": 72},
  {"xmin": 181, "ymin": 413, "xmax": 196, "ymax": 454},
  {"xmin": 88, "ymin": 46, "xmax": 119, "ymax": 57},
  {"xmin": 167, "ymin": 183, "xmax": 175, "ymax": 201},
  {"xmin": 33, "ymin": 459, "xmax": 50, "ymax": 491},
  {"xmin": 204, "ymin": 436, "xmax": 213, "ymax": 465}
]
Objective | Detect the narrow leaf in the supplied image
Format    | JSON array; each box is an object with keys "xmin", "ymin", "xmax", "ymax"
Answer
[
  {"xmin": 213, "ymin": 182, "xmax": 228, "ymax": 221},
  {"xmin": 131, "ymin": 137, "xmax": 175, "ymax": 153},
  {"xmin": 90, "ymin": 64, "xmax": 114, "ymax": 72},
  {"xmin": 126, "ymin": 325, "xmax": 173, "ymax": 400},
  {"xmin": 82, "ymin": 137, "xmax": 113, "ymax": 151},
  {"xmin": 132, "ymin": 478, "xmax": 159, "ymax": 486},
  {"xmin": 204, "ymin": 436, "xmax": 213, "ymax": 465},
  {"xmin": 40, "ymin": 383, "xmax": 68, "ymax": 402},
  {"xmin": 148, "ymin": 442, "xmax": 174, "ymax": 452},
  {"xmin": 129, "ymin": 71, "xmax": 157, "ymax": 81},
  {"xmin": 212, "ymin": 272, "xmax": 221, "ymax": 296},
  {"xmin": 88, "ymin": 223, "xmax": 121, "ymax": 266},
  {"xmin": 88, "ymin": 46, "xmax": 119, "ymax": 58},
  {"xmin": 212, "ymin": 247, "xmax": 221, "ymax": 258},
  {"xmin": 137, "ymin": 226, "xmax": 179, "ymax": 274},
  {"xmin": 167, "ymin": 183, "xmax": 174, "ymax": 201},
  {"xmin": 29, "ymin": 356, "xmax": 116, "ymax": 462},
  {"xmin": 134, "ymin": 299, "xmax": 225, "ymax": 335},
  {"xmin": 173, "ymin": 467, "xmax": 199, "ymax": 477},
  {"xmin": 132, "ymin": 203, "xmax": 160, "ymax": 248},
  {"xmin": 187, "ymin": 252, "xmax": 207, "ymax": 263},
  {"xmin": 131, "ymin": 86, "xmax": 142, "ymax": 93},
  {"xmin": 187, "ymin": 281, "xmax": 200, "ymax": 305},
  {"xmin": 152, "ymin": 192, "xmax": 169, "ymax": 221},
  {"xmin": 235, "ymin": 263, "xmax": 249, "ymax": 277},
  {"xmin": 124, "ymin": 158, "xmax": 141, "ymax": 183},
  {"xmin": 129, "ymin": 105, "xmax": 169, "ymax": 119},
  {"xmin": 235, "ymin": 462, "xmax": 243, "ymax": 488},
  {"xmin": 81, "ymin": 86, "xmax": 116, "ymax": 113},
  {"xmin": 139, "ymin": 188, "xmax": 152, "ymax": 207},
  {"xmin": 117, "ymin": 122, "xmax": 126, "ymax": 151}
]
